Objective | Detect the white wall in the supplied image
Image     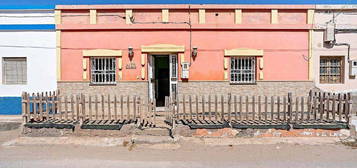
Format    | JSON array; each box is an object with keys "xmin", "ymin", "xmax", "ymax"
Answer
[
  {"xmin": 313, "ymin": 6, "xmax": 357, "ymax": 93},
  {"xmin": 0, "ymin": 10, "xmax": 54, "ymax": 25},
  {"xmin": 0, "ymin": 31, "xmax": 56, "ymax": 96},
  {"xmin": 0, "ymin": 10, "xmax": 56, "ymax": 97}
]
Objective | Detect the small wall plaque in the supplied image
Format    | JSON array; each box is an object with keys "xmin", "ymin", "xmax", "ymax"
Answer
[{"xmin": 126, "ymin": 62, "xmax": 136, "ymax": 69}]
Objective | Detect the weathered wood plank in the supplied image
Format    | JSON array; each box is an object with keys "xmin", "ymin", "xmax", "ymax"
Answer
[
  {"xmin": 264, "ymin": 96, "xmax": 268, "ymax": 120},
  {"xmin": 258, "ymin": 96, "xmax": 261, "ymax": 120},
  {"xmin": 88, "ymin": 95, "xmax": 92, "ymax": 120},
  {"xmin": 221, "ymin": 95, "xmax": 225, "ymax": 121},
  {"xmin": 245, "ymin": 96, "xmax": 249, "ymax": 120},
  {"xmin": 189, "ymin": 95, "xmax": 193, "ymax": 120},
  {"xmin": 338, "ymin": 93, "xmax": 342, "ymax": 121},
  {"xmin": 234, "ymin": 95, "xmax": 238, "ymax": 120},
  {"xmin": 202, "ymin": 95, "xmax": 206, "ymax": 120},
  {"xmin": 120, "ymin": 95, "xmax": 124, "ymax": 119},
  {"xmin": 71, "ymin": 95, "xmax": 75, "ymax": 120},
  {"xmin": 252, "ymin": 96, "xmax": 255, "ymax": 120},
  {"xmin": 183, "ymin": 95, "xmax": 186, "ymax": 120},
  {"xmin": 208, "ymin": 95, "xmax": 212, "ymax": 120},
  {"xmin": 332, "ymin": 94, "xmax": 336, "ymax": 121},
  {"xmin": 114, "ymin": 95, "xmax": 117, "ymax": 120},
  {"xmin": 277, "ymin": 96, "xmax": 280, "ymax": 120},
  {"xmin": 271, "ymin": 96, "xmax": 274, "ymax": 121},
  {"xmin": 215, "ymin": 95, "xmax": 218, "ymax": 120},
  {"xmin": 108, "ymin": 95, "xmax": 111, "ymax": 120},
  {"xmin": 95, "ymin": 95, "xmax": 98, "ymax": 120}
]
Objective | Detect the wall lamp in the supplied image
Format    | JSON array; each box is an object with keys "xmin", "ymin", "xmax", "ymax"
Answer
[
  {"xmin": 128, "ymin": 46, "xmax": 134, "ymax": 57},
  {"xmin": 192, "ymin": 46, "xmax": 198, "ymax": 57}
]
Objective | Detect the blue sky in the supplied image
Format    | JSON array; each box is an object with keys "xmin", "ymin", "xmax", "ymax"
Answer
[{"xmin": 0, "ymin": 0, "xmax": 356, "ymax": 9}]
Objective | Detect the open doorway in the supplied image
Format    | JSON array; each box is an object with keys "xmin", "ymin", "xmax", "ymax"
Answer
[
  {"xmin": 148, "ymin": 54, "xmax": 178, "ymax": 107},
  {"xmin": 154, "ymin": 55, "xmax": 170, "ymax": 106}
]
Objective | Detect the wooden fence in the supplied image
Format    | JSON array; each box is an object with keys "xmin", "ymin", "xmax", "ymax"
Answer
[
  {"xmin": 166, "ymin": 90, "xmax": 352, "ymax": 129},
  {"xmin": 22, "ymin": 91, "xmax": 156, "ymax": 127}
]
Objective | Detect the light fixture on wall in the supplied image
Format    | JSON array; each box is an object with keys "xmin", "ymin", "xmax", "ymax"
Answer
[
  {"xmin": 192, "ymin": 46, "xmax": 198, "ymax": 57},
  {"xmin": 128, "ymin": 46, "xmax": 134, "ymax": 57}
]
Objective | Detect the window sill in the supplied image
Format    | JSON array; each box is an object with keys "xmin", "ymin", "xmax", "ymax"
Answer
[
  {"xmin": 89, "ymin": 83, "xmax": 117, "ymax": 86},
  {"xmin": 229, "ymin": 82, "xmax": 257, "ymax": 85}
]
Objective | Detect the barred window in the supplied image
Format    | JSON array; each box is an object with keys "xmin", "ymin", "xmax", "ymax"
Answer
[
  {"xmin": 230, "ymin": 57, "xmax": 256, "ymax": 84},
  {"xmin": 320, "ymin": 56, "xmax": 344, "ymax": 84},
  {"xmin": 2, "ymin": 57, "xmax": 27, "ymax": 85},
  {"xmin": 91, "ymin": 57, "xmax": 116, "ymax": 84}
]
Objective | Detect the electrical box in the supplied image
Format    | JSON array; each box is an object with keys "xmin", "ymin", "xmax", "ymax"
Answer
[
  {"xmin": 324, "ymin": 22, "xmax": 335, "ymax": 44},
  {"xmin": 350, "ymin": 60, "xmax": 357, "ymax": 77},
  {"xmin": 181, "ymin": 62, "xmax": 190, "ymax": 79}
]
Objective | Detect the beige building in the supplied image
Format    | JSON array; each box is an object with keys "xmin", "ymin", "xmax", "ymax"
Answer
[{"xmin": 313, "ymin": 5, "xmax": 357, "ymax": 93}]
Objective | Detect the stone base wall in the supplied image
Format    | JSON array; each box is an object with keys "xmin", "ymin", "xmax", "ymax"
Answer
[
  {"xmin": 178, "ymin": 81, "xmax": 317, "ymax": 97},
  {"xmin": 58, "ymin": 81, "xmax": 149, "ymax": 101},
  {"xmin": 173, "ymin": 125, "xmax": 351, "ymax": 138}
]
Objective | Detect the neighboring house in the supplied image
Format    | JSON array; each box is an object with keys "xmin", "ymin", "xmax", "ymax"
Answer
[
  {"xmin": 313, "ymin": 5, "xmax": 357, "ymax": 93},
  {"xmin": 0, "ymin": 8, "xmax": 56, "ymax": 114},
  {"xmin": 56, "ymin": 4, "xmax": 316, "ymax": 106}
]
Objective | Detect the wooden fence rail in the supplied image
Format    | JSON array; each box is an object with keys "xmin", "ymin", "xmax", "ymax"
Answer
[
  {"xmin": 167, "ymin": 90, "xmax": 352, "ymax": 129},
  {"xmin": 22, "ymin": 91, "xmax": 155, "ymax": 127}
]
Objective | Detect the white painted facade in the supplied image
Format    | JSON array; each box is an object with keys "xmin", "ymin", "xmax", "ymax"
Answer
[
  {"xmin": 313, "ymin": 5, "xmax": 357, "ymax": 93},
  {"xmin": 0, "ymin": 10, "xmax": 54, "ymax": 24},
  {"xmin": 0, "ymin": 10, "xmax": 56, "ymax": 97}
]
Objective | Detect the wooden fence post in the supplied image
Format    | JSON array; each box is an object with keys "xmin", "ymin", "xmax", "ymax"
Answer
[
  {"xmin": 21, "ymin": 92, "xmax": 28, "ymax": 123},
  {"xmin": 287, "ymin": 92, "xmax": 292, "ymax": 124}
]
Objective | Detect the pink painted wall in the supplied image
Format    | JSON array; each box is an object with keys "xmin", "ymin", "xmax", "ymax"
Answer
[
  {"xmin": 242, "ymin": 9, "xmax": 271, "ymax": 24},
  {"xmin": 278, "ymin": 10, "xmax": 307, "ymax": 24},
  {"xmin": 61, "ymin": 10, "xmax": 89, "ymax": 24},
  {"xmin": 60, "ymin": 30, "xmax": 308, "ymax": 81},
  {"xmin": 58, "ymin": 6, "xmax": 311, "ymax": 82},
  {"xmin": 97, "ymin": 10, "xmax": 126, "ymax": 24},
  {"xmin": 206, "ymin": 9, "xmax": 235, "ymax": 24}
]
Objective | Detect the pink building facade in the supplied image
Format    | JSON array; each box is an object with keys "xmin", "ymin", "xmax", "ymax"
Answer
[{"xmin": 56, "ymin": 5, "xmax": 316, "ymax": 105}]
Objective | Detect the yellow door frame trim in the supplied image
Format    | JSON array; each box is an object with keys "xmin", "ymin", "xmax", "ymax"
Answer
[
  {"xmin": 224, "ymin": 48, "xmax": 264, "ymax": 56},
  {"xmin": 141, "ymin": 44, "xmax": 185, "ymax": 53},
  {"xmin": 82, "ymin": 49, "xmax": 123, "ymax": 57}
]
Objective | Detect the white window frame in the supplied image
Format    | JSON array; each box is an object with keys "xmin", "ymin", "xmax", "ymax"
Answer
[
  {"xmin": 2, "ymin": 57, "xmax": 27, "ymax": 85},
  {"xmin": 230, "ymin": 56, "xmax": 256, "ymax": 84},
  {"xmin": 90, "ymin": 57, "xmax": 116, "ymax": 85}
]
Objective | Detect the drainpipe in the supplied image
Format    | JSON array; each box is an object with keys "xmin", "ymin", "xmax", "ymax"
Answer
[{"xmin": 334, "ymin": 42, "xmax": 351, "ymax": 62}]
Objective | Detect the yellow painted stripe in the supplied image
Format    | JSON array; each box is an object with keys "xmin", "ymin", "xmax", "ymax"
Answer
[
  {"xmin": 141, "ymin": 67, "xmax": 146, "ymax": 80},
  {"xmin": 56, "ymin": 30, "xmax": 61, "ymax": 81},
  {"xmin": 126, "ymin": 9, "xmax": 133, "ymax": 24},
  {"xmin": 90, "ymin": 9, "xmax": 97, "ymax": 24},
  {"xmin": 259, "ymin": 71, "xmax": 264, "ymax": 80},
  {"xmin": 259, "ymin": 58, "xmax": 264, "ymax": 70},
  {"xmin": 224, "ymin": 57, "xmax": 229, "ymax": 70},
  {"xmin": 224, "ymin": 71, "xmax": 228, "ymax": 80},
  {"xmin": 141, "ymin": 54, "xmax": 146, "ymax": 66},
  {"xmin": 271, "ymin": 9, "xmax": 278, "ymax": 24},
  {"xmin": 199, "ymin": 9, "xmax": 205, "ymax": 24},
  {"xmin": 82, "ymin": 59, "xmax": 87, "ymax": 70},
  {"xmin": 308, "ymin": 30, "xmax": 314, "ymax": 81},
  {"xmin": 307, "ymin": 9, "xmax": 315, "ymax": 24},
  {"xmin": 162, "ymin": 9, "xmax": 169, "ymax": 22},
  {"xmin": 235, "ymin": 9, "xmax": 242, "ymax": 24},
  {"xmin": 55, "ymin": 10, "xmax": 61, "ymax": 25},
  {"xmin": 118, "ymin": 57, "xmax": 123, "ymax": 70},
  {"xmin": 180, "ymin": 53, "xmax": 185, "ymax": 64}
]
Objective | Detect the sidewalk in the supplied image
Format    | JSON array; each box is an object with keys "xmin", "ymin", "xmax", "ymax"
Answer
[{"xmin": 0, "ymin": 115, "xmax": 22, "ymax": 131}]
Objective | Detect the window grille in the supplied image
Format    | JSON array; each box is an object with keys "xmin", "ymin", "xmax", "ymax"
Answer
[
  {"xmin": 91, "ymin": 57, "xmax": 116, "ymax": 84},
  {"xmin": 320, "ymin": 56, "xmax": 343, "ymax": 84},
  {"xmin": 230, "ymin": 57, "xmax": 256, "ymax": 84},
  {"xmin": 2, "ymin": 57, "xmax": 27, "ymax": 85}
]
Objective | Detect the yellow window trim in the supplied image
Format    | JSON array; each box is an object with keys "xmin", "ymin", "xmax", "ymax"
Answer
[
  {"xmin": 224, "ymin": 48, "xmax": 264, "ymax": 56},
  {"xmin": 83, "ymin": 49, "xmax": 122, "ymax": 57},
  {"xmin": 141, "ymin": 44, "xmax": 185, "ymax": 53}
]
